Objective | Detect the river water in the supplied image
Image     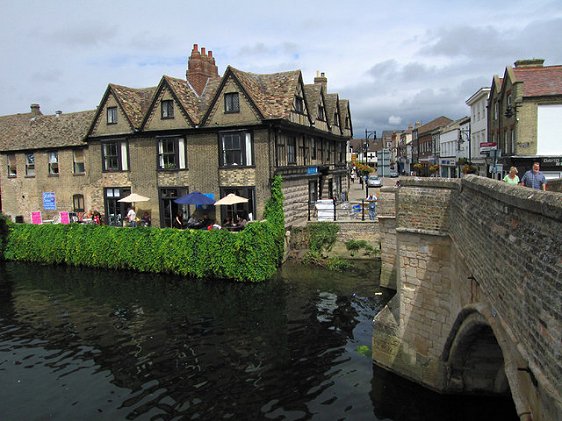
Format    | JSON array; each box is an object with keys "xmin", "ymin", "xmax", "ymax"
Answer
[{"xmin": 0, "ymin": 261, "xmax": 517, "ymax": 420}]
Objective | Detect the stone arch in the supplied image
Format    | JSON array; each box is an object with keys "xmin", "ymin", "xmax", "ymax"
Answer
[{"xmin": 442, "ymin": 304, "xmax": 534, "ymax": 420}]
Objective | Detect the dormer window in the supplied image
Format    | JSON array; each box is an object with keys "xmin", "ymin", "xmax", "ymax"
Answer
[
  {"xmin": 333, "ymin": 112, "xmax": 340, "ymax": 126},
  {"xmin": 345, "ymin": 116, "xmax": 350, "ymax": 129},
  {"xmin": 225, "ymin": 93, "xmax": 240, "ymax": 113},
  {"xmin": 318, "ymin": 104, "xmax": 325, "ymax": 121},
  {"xmin": 294, "ymin": 96, "xmax": 304, "ymax": 114},
  {"xmin": 107, "ymin": 107, "xmax": 117, "ymax": 124},
  {"xmin": 161, "ymin": 100, "xmax": 174, "ymax": 119}
]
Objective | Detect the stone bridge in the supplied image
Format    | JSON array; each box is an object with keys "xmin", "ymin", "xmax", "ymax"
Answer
[{"xmin": 373, "ymin": 176, "xmax": 561, "ymax": 421}]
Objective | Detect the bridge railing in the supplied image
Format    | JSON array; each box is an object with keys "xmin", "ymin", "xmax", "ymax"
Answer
[{"xmin": 302, "ymin": 199, "xmax": 380, "ymax": 222}]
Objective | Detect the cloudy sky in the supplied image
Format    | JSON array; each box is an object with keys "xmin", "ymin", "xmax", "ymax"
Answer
[{"xmin": 1, "ymin": 0, "xmax": 561, "ymax": 137}]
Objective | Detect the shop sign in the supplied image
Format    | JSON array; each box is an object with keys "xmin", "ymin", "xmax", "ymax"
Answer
[{"xmin": 480, "ymin": 142, "xmax": 497, "ymax": 152}]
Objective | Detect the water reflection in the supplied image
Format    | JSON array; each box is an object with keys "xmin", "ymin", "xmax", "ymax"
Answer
[{"xmin": 0, "ymin": 261, "xmax": 517, "ymax": 420}]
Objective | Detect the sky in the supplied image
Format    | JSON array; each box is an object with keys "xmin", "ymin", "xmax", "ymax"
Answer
[{"xmin": 1, "ymin": 0, "xmax": 561, "ymax": 137}]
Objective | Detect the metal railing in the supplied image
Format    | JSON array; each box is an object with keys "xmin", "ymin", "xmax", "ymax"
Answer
[{"xmin": 305, "ymin": 199, "xmax": 377, "ymax": 222}]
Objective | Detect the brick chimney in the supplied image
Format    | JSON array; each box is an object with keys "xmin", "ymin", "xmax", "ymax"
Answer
[
  {"xmin": 514, "ymin": 59, "xmax": 545, "ymax": 68},
  {"xmin": 30, "ymin": 103, "xmax": 42, "ymax": 116},
  {"xmin": 314, "ymin": 71, "xmax": 328, "ymax": 91},
  {"xmin": 186, "ymin": 43, "xmax": 219, "ymax": 96}
]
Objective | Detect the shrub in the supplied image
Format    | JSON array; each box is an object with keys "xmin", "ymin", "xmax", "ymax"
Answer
[{"xmin": 4, "ymin": 177, "xmax": 286, "ymax": 282}]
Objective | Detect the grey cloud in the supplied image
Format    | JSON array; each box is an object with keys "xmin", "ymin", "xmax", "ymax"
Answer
[{"xmin": 41, "ymin": 23, "xmax": 119, "ymax": 47}]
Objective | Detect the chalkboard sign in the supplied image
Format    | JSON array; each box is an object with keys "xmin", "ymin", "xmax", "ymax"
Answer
[{"xmin": 43, "ymin": 192, "xmax": 56, "ymax": 210}]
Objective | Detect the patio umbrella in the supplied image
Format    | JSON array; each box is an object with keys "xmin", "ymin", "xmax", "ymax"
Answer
[
  {"xmin": 118, "ymin": 193, "xmax": 150, "ymax": 203},
  {"xmin": 174, "ymin": 191, "xmax": 216, "ymax": 205},
  {"xmin": 214, "ymin": 193, "xmax": 248, "ymax": 206}
]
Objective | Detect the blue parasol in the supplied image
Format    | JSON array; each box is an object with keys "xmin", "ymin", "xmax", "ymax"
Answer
[{"xmin": 174, "ymin": 191, "xmax": 216, "ymax": 205}]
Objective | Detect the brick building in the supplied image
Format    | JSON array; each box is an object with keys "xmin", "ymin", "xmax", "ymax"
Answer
[
  {"xmin": 412, "ymin": 116, "xmax": 452, "ymax": 175},
  {"xmin": 488, "ymin": 59, "xmax": 562, "ymax": 179},
  {"xmin": 0, "ymin": 44, "xmax": 352, "ymax": 227}
]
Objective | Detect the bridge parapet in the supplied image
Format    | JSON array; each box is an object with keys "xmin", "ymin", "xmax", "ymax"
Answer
[{"xmin": 373, "ymin": 175, "xmax": 561, "ymax": 421}]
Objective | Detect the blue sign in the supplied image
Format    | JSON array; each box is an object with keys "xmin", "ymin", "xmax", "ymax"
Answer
[
  {"xmin": 307, "ymin": 167, "xmax": 318, "ymax": 174},
  {"xmin": 43, "ymin": 192, "xmax": 56, "ymax": 210}
]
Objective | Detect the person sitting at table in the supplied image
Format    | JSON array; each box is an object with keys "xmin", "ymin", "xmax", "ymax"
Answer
[
  {"xmin": 223, "ymin": 216, "xmax": 233, "ymax": 227},
  {"xmin": 173, "ymin": 211, "xmax": 184, "ymax": 229},
  {"xmin": 236, "ymin": 214, "xmax": 247, "ymax": 228},
  {"xmin": 92, "ymin": 210, "xmax": 101, "ymax": 225},
  {"xmin": 186, "ymin": 213, "xmax": 201, "ymax": 229},
  {"xmin": 141, "ymin": 211, "xmax": 151, "ymax": 227}
]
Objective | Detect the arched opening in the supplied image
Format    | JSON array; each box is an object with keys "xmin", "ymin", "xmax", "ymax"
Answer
[{"xmin": 447, "ymin": 321, "xmax": 510, "ymax": 395}]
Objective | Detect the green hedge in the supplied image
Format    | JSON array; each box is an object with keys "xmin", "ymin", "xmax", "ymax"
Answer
[{"xmin": 3, "ymin": 176, "xmax": 285, "ymax": 282}]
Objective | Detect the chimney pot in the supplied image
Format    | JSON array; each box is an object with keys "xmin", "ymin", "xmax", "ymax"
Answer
[
  {"xmin": 55, "ymin": 110, "xmax": 62, "ymax": 117},
  {"xmin": 30, "ymin": 104, "xmax": 42, "ymax": 116},
  {"xmin": 201, "ymin": 47, "xmax": 206, "ymax": 56},
  {"xmin": 208, "ymin": 50, "xmax": 213, "ymax": 59}
]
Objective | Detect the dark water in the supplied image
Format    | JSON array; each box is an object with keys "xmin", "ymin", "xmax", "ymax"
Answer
[{"xmin": 0, "ymin": 261, "xmax": 517, "ymax": 420}]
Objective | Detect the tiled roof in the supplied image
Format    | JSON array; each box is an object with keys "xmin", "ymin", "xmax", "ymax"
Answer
[
  {"xmin": 230, "ymin": 67, "xmax": 301, "ymax": 119},
  {"xmin": 163, "ymin": 75, "xmax": 202, "ymax": 124},
  {"xmin": 513, "ymin": 65, "xmax": 562, "ymax": 97},
  {"xmin": 416, "ymin": 116, "xmax": 453, "ymax": 135},
  {"xmin": 0, "ymin": 110, "xmax": 95, "ymax": 152},
  {"xmin": 304, "ymin": 84, "xmax": 322, "ymax": 120},
  {"xmin": 325, "ymin": 93, "xmax": 339, "ymax": 128},
  {"xmin": 109, "ymin": 83, "xmax": 156, "ymax": 128}
]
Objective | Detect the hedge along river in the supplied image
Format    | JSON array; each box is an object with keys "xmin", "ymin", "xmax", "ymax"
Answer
[{"xmin": 0, "ymin": 261, "xmax": 518, "ymax": 420}]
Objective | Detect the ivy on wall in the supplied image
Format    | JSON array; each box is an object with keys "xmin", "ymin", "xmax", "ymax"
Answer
[{"xmin": 3, "ymin": 176, "xmax": 286, "ymax": 282}]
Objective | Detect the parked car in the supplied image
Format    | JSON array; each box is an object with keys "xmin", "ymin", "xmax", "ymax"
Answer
[
  {"xmin": 367, "ymin": 175, "xmax": 382, "ymax": 187},
  {"xmin": 389, "ymin": 170, "xmax": 399, "ymax": 178}
]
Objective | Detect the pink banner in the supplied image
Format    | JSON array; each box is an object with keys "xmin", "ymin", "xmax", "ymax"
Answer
[
  {"xmin": 31, "ymin": 211, "xmax": 42, "ymax": 224},
  {"xmin": 59, "ymin": 211, "xmax": 70, "ymax": 225}
]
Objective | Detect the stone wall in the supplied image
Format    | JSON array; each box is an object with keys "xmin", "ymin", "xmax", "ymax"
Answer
[{"xmin": 373, "ymin": 175, "xmax": 561, "ymax": 420}]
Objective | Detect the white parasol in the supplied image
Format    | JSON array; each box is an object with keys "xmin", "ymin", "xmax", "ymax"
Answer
[
  {"xmin": 118, "ymin": 193, "xmax": 150, "ymax": 203},
  {"xmin": 214, "ymin": 193, "xmax": 248, "ymax": 206}
]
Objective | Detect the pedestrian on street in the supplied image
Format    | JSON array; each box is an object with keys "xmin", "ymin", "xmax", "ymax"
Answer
[
  {"xmin": 350, "ymin": 171, "xmax": 355, "ymax": 183},
  {"xmin": 503, "ymin": 166, "xmax": 519, "ymax": 186},
  {"xmin": 367, "ymin": 194, "xmax": 377, "ymax": 221},
  {"xmin": 520, "ymin": 162, "xmax": 546, "ymax": 190}
]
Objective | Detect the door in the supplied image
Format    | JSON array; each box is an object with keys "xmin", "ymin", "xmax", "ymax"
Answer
[
  {"xmin": 159, "ymin": 187, "xmax": 187, "ymax": 228},
  {"xmin": 104, "ymin": 187, "xmax": 131, "ymax": 226}
]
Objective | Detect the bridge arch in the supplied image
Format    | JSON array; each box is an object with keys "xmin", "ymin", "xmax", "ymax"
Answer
[{"xmin": 442, "ymin": 304, "xmax": 533, "ymax": 420}]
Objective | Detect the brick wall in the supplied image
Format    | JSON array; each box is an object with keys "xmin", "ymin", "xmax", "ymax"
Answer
[{"xmin": 373, "ymin": 175, "xmax": 561, "ymax": 418}]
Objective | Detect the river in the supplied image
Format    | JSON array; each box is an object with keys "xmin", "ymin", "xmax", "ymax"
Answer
[{"xmin": 0, "ymin": 261, "xmax": 517, "ymax": 420}]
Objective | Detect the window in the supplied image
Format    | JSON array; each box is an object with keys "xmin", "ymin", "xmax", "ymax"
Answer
[
  {"xmin": 158, "ymin": 137, "xmax": 186, "ymax": 170},
  {"xmin": 494, "ymin": 102, "xmax": 498, "ymax": 120},
  {"xmin": 219, "ymin": 186, "xmax": 255, "ymax": 223},
  {"xmin": 507, "ymin": 94, "xmax": 512, "ymax": 108},
  {"xmin": 311, "ymin": 138, "xmax": 317, "ymax": 160},
  {"xmin": 73, "ymin": 194, "xmax": 85, "ymax": 212},
  {"xmin": 294, "ymin": 96, "xmax": 304, "ymax": 114},
  {"xmin": 7, "ymin": 154, "xmax": 17, "ymax": 177},
  {"xmin": 48, "ymin": 151, "xmax": 59, "ymax": 175},
  {"xmin": 73, "ymin": 149, "xmax": 85, "ymax": 174},
  {"xmin": 26, "ymin": 153, "xmax": 35, "ymax": 176},
  {"xmin": 225, "ymin": 93, "xmax": 240, "ymax": 113},
  {"xmin": 318, "ymin": 104, "xmax": 325, "ymax": 121},
  {"xmin": 333, "ymin": 111, "xmax": 340, "ymax": 126},
  {"xmin": 219, "ymin": 131, "xmax": 253, "ymax": 167},
  {"xmin": 102, "ymin": 140, "xmax": 128, "ymax": 172},
  {"xmin": 302, "ymin": 137, "xmax": 309, "ymax": 165},
  {"xmin": 345, "ymin": 116, "xmax": 350, "ymax": 129},
  {"xmin": 161, "ymin": 100, "xmax": 174, "ymax": 119},
  {"xmin": 287, "ymin": 136, "xmax": 296, "ymax": 164},
  {"xmin": 107, "ymin": 107, "xmax": 117, "ymax": 124}
]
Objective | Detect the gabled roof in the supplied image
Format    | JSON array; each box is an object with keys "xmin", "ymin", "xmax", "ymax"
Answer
[
  {"xmin": 416, "ymin": 116, "xmax": 453, "ymax": 136},
  {"xmin": 325, "ymin": 93, "xmax": 340, "ymax": 130},
  {"xmin": 0, "ymin": 110, "xmax": 95, "ymax": 152},
  {"xmin": 230, "ymin": 67, "xmax": 302, "ymax": 119},
  {"xmin": 512, "ymin": 65, "xmax": 562, "ymax": 97},
  {"xmin": 304, "ymin": 84, "xmax": 322, "ymax": 120},
  {"xmin": 87, "ymin": 84, "xmax": 156, "ymax": 136},
  {"xmin": 141, "ymin": 76, "xmax": 200, "ymax": 129},
  {"xmin": 109, "ymin": 83, "xmax": 156, "ymax": 128},
  {"xmin": 339, "ymin": 99, "xmax": 352, "ymax": 133}
]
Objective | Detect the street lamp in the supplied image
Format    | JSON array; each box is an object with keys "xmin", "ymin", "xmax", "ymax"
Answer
[
  {"xmin": 364, "ymin": 129, "xmax": 377, "ymax": 166},
  {"xmin": 458, "ymin": 127, "xmax": 471, "ymax": 163}
]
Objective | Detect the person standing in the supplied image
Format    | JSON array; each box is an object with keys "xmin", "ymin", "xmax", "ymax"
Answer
[
  {"xmin": 503, "ymin": 166, "xmax": 520, "ymax": 186},
  {"xmin": 126, "ymin": 206, "xmax": 137, "ymax": 227},
  {"xmin": 173, "ymin": 211, "xmax": 184, "ymax": 229},
  {"xmin": 520, "ymin": 162, "xmax": 546, "ymax": 190},
  {"xmin": 350, "ymin": 171, "xmax": 356, "ymax": 184},
  {"xmin": 367, "ymin": 194, "xmax": 377, "ymax": 221}
]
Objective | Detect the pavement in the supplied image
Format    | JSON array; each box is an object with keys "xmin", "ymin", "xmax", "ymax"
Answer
[{"xmin": 347, "ymin": 176, "xmax": 396, "ymax": 202}]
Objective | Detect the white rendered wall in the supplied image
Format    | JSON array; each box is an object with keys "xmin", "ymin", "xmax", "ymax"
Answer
[{"xmin": 537, "ymin": 104, "xmax": 562, "ymax": 155}]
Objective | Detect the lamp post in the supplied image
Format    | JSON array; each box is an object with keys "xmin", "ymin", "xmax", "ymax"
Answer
[
  {"xmin": 458, "ymin": 127, "xmax": 471, "ymax": 164},
  {"xmin": 364, "ymin": 129, "xmax": 377, "ymax": 166}
]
